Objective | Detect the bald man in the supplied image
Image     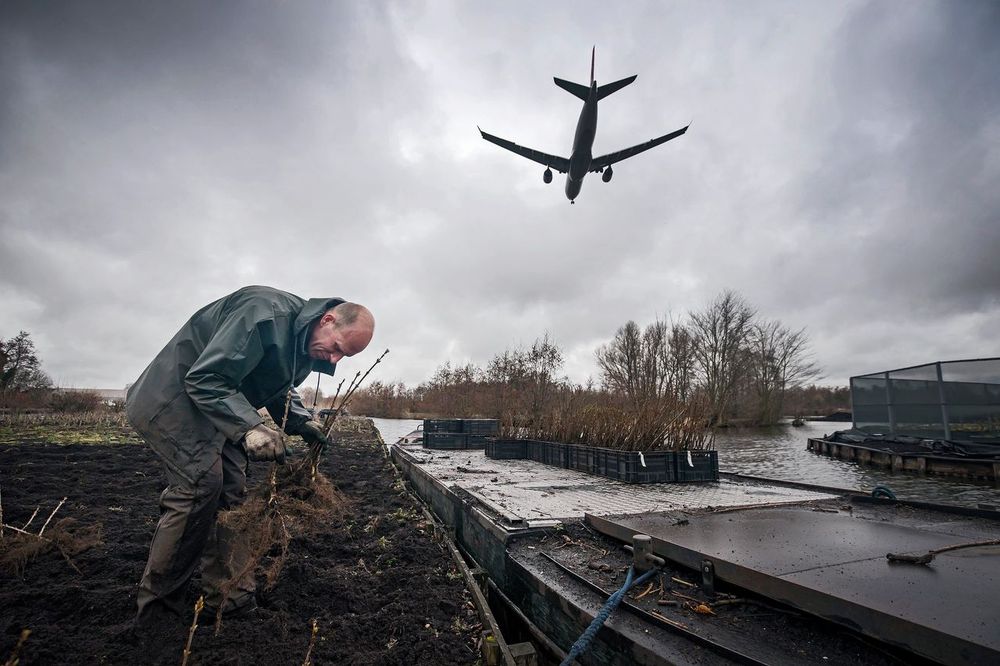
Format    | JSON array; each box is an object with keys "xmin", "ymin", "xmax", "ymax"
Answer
[{"xmin": 126, "ymin": 285, "xmax": 374, "ymax": 625}]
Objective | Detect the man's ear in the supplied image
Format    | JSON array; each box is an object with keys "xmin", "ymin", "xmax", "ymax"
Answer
[{"xmin": 323, "ymin": 311, "xmax": 336, "ymax": 326}]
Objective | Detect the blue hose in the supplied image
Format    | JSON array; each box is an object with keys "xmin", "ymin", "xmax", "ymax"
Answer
[
  {"xmin": 560, "ymin": 566, "xmax": 659, "ymax": 665},
  {"xmin": 872, "ymin": 485, "xmax": 897, "ymax": 500}
]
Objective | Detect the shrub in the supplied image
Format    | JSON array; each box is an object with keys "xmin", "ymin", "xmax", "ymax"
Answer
[{"xmin": 49, "ymin": 390, "xmax": 103, "ymax": 413}]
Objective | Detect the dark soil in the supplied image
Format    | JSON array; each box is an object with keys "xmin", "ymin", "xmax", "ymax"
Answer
[{"xmin": 0, "ymin": 426, "xmax": 481, "ymax": 665}]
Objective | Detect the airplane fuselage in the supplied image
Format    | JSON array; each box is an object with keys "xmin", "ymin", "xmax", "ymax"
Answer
[{"xmin": 565, "ymin": 83, "xmax": 599, "ymax": 201}]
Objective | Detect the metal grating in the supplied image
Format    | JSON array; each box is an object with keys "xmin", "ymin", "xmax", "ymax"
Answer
[{"xmin": 401, "ymin": 447, "xmax": 835, "ymax": 526}]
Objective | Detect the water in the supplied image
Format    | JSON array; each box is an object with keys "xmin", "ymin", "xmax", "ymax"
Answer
[
  {"xmin": 713, "ymin": 421, "xmax": 1000, "ymax": 507},
  {"xmin": 370, "ymin": 417, "xmax": 423, "ymax": 447},
  {"xmin": 370, "ymin": 418, "xmax": 1000, "ymax": 509}
]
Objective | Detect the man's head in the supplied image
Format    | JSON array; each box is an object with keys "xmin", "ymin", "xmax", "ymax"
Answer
[{"xmin": 307, "ymin": 302, "xmax": 375, "ymax": 364}]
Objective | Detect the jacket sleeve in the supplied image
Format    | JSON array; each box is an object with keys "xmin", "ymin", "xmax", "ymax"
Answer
[
  {"xmin": 265, "ymin": 388, "xmax": 312, "ymax": 434},
  {"xmin": 183, "ymin": 312, "xmax": 267, "ymax": 443}
]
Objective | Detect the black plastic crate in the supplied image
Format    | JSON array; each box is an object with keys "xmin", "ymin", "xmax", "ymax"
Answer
[
  {"xmin": 565, "ymin": 444, "xmax": 593, "ymax": 473},
  {"xmin": 486, "ymin": 438, "xmax": 526, "ymax": 459},
  {"xmin": 425, "ymin": 432, "xmax": 468, "ymax": 449},
  {"xmin": 674, "ymin": 450, "xmax": 719, "ymax": 482},
  {"xmin": 524, "ymin": 440, "xmax": 557, "ymax": 465},
  {"xmin": 534, "ymin": 441, "xmax": 566, "ymax": 467},
  {"xmin": 424, "ymin": 419, "xmax": 463, "ymax": 433},
  {"xmin": 462, "ymin": 419, "xmax": 499, "ymax": 436},
  {"xmin": 586, "ymin": 447, "xmax": 678, "ymax": 483},
  {"xmin": 481, "ymin": 436, "xmax": 716, "ymax": 484},
  {"xmin": 465, "ymin": 434, "xmax": 491, "ymax": 449},
  {"xmin": 525, "ymin": 440, "xmax": 545, "ymax": 463}
]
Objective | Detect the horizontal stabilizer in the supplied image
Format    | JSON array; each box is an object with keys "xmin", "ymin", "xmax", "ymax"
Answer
[
  {"xmin": 553, "ymin": 77, "xmax": 590, "ymax": 101},
  {"xmin": 596, "ymin": 75, "xmax": 637, "ymax": 101}
]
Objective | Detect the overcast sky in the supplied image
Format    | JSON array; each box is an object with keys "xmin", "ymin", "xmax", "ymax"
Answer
[{"xmin": 1, "ymin": 0, "xmax": 998, "ymax": 393}]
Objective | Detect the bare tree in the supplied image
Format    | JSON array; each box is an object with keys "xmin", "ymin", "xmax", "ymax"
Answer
[
  {"xmin": 597, "ymin": 318, "xmax": 698, "ymax": 406},
  {"xmin": 524, "ymin": 334, "xmax": 564, "ymax": 420},
  {"xmin": 596, "ymin": 320, "xmax": 648, "ymax": 406},
  {"xmin": 745, "ymin": 319, "xmax": 823, "ymax": 424},
  {"xmin": 689, "ymin": 291, "xmax": 756, "ymax": 425},
  {"xmin": 665, "ymin": 322, "xmax": 697, "ymax": 402},
  {"xmin": 747, "ymin": 320, "xmax": 784, "ymax": 425},
  {"xmin": 485, "ymin": 348, "xmax": 528, "ymax": 417}
]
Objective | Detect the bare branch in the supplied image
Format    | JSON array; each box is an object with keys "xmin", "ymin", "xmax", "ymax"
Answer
[{"xmin": 38, "ymin": 496, "xmax": 67, "ymax": 537}]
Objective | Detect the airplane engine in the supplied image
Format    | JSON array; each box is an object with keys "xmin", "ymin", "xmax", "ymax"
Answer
[
  {"xmin": 543, "ymin": 168, "xmax": 553, "ymax": 184},
  {"xmin": 602, "ymin": 166, "xmax": 613, "ymax": 183}
]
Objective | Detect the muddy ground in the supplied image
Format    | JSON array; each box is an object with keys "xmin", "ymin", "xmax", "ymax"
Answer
[{"xmin": 0, "ymin": 422, "xmax": 481, "ymax": 665}]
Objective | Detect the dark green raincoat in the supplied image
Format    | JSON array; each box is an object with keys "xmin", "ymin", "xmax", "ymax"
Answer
[{"xmin": 126, "ymin": 286, "xmax": 342, "ymax": 483}]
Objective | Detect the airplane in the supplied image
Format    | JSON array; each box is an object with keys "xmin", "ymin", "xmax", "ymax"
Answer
[{"xmin": 479, "ymin": 48, "xmax": 688, "ymax": 203}]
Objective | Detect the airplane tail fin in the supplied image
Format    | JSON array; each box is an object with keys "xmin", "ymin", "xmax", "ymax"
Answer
[
  {"xmin": 596, "ymin": 75, "xmax": 637, "ymax": 101},
  {"xmin": 553, "ymin": 77, "xmax": 590, "ymax": 101},
  {"xmin": 554, "ymin": 49, "xmax": 636, "ymax": 101}
]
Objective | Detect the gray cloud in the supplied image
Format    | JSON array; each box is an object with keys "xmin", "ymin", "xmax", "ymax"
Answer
[{"xmin": 1, "ymin": 0, "xmax": 997, "ymax": 391}]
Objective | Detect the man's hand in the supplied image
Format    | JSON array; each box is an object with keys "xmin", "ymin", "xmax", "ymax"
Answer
[
  {"xmin": 293, "ymin": 420, "xmax": 330, "ymax": 451},
  {"xmin": 243, "ymin": 425, "xmax": 287, "ymax": 463}
]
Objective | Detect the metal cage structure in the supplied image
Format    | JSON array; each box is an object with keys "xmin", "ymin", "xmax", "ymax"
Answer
[{"xmin": 850, "ymin": 357, "xmax": 1000, "ymax": 441}]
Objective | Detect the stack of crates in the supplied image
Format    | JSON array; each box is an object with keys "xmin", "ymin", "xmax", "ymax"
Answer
[
  {"xmin": 423, "ymin": 419, "xmax": 499, "ymax": 450},
  {"xmin": 462, "ymin": 419, "xmax": 499, "ymax": 448}
]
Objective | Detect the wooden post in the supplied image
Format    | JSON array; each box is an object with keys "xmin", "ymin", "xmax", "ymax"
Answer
[
  {"xmin": 509, "ymin": 642, "xmax": 538, "ymax": 666},
  {"xmin": 481, "ymin": 631, "xmax": 501, "ymax": 666}
]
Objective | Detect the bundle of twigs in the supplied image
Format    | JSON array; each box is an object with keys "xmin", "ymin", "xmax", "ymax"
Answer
[
  {"xmin": 212, "ymin": 349, "xmax": 388, "ymax": 627},
  {"xmin": 502, "ymin": 395, "xmax": 714, "ymax": 451},
  {"xmin": 305, "ymin": 348, "xmax": 388, "ymax": 481}
]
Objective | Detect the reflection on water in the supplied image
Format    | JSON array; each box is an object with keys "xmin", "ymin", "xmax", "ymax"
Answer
[
  {"xmin": 371, "ymin": 418, "xmax": 1000, "ymax": 509},
  {"xmin": 713, "ymin": 421, "xmax": 1000, "ymax": 507}
]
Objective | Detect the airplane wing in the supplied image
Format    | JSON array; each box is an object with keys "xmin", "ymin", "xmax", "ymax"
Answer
[
  {"xmin": 479, "ymin": 127, "xmax": 571, "ymax": 173},
  {"xmin": 590, "ymin": 124, "xmax": 689, "ymax": 171}
]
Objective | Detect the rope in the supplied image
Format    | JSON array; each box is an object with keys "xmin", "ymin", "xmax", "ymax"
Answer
[
  {"xmin": 560, "ymin": 566, "xmax": 659, "ymax": 666},
  {"xmin": 872, "ymin": 485, "xmax": 897, "ymax": 500}
]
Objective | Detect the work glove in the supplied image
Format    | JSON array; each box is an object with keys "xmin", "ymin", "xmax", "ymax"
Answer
[
  {"xmin": 292, "ymin": 420, "xmax": 330, "ymax": 452},
  {"xmin": 242, "ymin": 424, "xmax": 287, "ymax": 464}
]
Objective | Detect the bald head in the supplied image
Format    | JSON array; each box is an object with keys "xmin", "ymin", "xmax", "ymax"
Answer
[
  {"xmin": 330, "ymin": 302, "xmax": 373, "ymax": 330},
  {"xmin": 307, "ymin": 302, "xmax": 375, "ymax": 364}
]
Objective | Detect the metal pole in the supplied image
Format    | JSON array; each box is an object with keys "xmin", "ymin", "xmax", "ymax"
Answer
[
  {"xmin": 936, "ymin": 362, "xmax": 951, "ymax": 441},
  {"xmin": 884, "ymin": 371, "xmax": 896, "ymax": 436},
  {"xmin": 850, "ymin": 378, "xmax": 857, "ymax": 431}
]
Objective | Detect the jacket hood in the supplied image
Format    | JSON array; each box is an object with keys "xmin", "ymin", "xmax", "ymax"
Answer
[{"xmin": 296, "ymin": 296, "xmax": 345, "ymax": 376}]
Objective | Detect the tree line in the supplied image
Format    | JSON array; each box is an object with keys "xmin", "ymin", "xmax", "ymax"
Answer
[{"xmin": 341, "ymin": 290, "xmax": 845, "ymax": 427}]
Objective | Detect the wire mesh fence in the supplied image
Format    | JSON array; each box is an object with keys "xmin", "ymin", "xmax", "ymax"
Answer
[{"xmin": 851, "ymin": 357, "xmax": 1000, "ymax": 440}]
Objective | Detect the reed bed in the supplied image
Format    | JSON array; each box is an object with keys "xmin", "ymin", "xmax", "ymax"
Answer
[{"xmin": 501, "ymin": 396, "xmax": 714, "ymax": 451}]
